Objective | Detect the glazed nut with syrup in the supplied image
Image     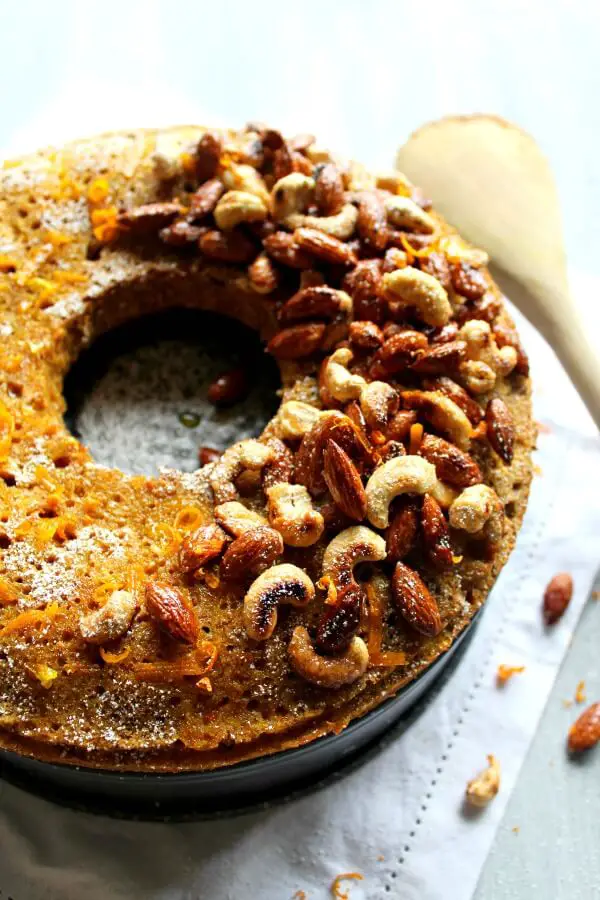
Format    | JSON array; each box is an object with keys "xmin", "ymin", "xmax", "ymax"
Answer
[
  {"xmin": 179, "ymin": 523, "xmax": 229, "ymax": 575},
  {"xmin": 288, "ymin": 626, "xmax": 369, "ymax": 688},
  {"xmin": 276, "ymin": 400, "xmax": 324, "ymax": 440},
  {"xmin": 448, "ymin": 483, "xmax": 503, "ymax": 538},
  {"xmin": 365, "ymin": 456, "xmax": 437, "ymax": 529},
  {"xmin": 213, "ymin": 190, "xmax": 267, "ymax": 230},
  {"xmin": 542, "ymin": 572, "xmax": 574, "ymax": 625},
  {"xmin": 144, "ymin": 581, "xmax": 198, "ymax": 644},
  {"xmin": 466, "ymin": 755, "xmax": 501, "ymax": 808},
  {"xmin": 382, "ymin": 267, "xmax": 452, "ymax": 327},
  {"xmin": 243, "ymin": 564, "xmax": 315, "ymax": 640},
  {"xmin": 209, "ymin": 439, "xmax": 273, "ymax": 504},
  {"xmin": 322, "ymin": 348, "xmax": 366, "ymax": 403},
  {"xmin": 214, "ymin": 500, "xmax": 268, "ymax": 537},
  {"xmin": 266, "ymin": 482, "xmax": 324, "ymax": 547},
  {"xmin": 321, "ymin": 525, "xmax": 387, "ymax": 595},
  {"xmin": 80, "ymin": 589, "xmax": 137, "ymax": 645},
  {"xmin": 384, "ymin": 194, "xmax": 436, "ymax": 234},
  {"xmin": 392, "ymin": 561, "xmax": 442, "ymax": 636}
]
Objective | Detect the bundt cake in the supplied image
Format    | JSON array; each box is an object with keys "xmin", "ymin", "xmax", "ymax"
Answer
[{"xmin": 0, "ymin": 125, "xmax": 534, "ymax": 771}]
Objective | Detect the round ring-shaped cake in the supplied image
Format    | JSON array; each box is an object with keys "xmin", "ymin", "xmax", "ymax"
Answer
[{"xmin": 0, "ymin": 125, "xmax": 533, "ymax": 771}]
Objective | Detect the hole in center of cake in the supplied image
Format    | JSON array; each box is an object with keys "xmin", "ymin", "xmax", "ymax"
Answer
[{"xmin": 63, "ymin": 309, "xmax": 280, "ymax": 476}]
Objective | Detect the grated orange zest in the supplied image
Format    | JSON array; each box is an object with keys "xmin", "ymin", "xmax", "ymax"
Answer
[
  {"xmin": 409, "ymin": 422, "xmax": 424, "ymax": 454},
  {"xmin": 100, "ymin": 647, "xmax": 131, "ymax": 664},
  {"xmin": 399, "ymin": 232, "xmax": 438, "ymax": 260},
  {"xmin": 31, "ymin": 663, "xmax": 59, "ymax": 688},
  {"xmin": 0, "ymin": 255, "xmax": 18, "ymax": 273},
  {"xmin": 87, "ymin": 178, "xmax": 110, "ymax": 205},
  {"xmin": 0, "ymin": 602, "xmax": 59, "ymax": 637},
  {"xmin": 496, "ymin": 664, "xmax": 525, "ymax": 686},
  {"xmin": 331, "ymin": 872, "xmax": 364, "ymax": 898},
  {"xmin": 174, "ymin": 506, "xmax": 204, "ymax": 532},
  {"xmin": 0, "ymin": 578, "xmax": 17, "ymax": 606},
  {"xmin": 0, "ymin": 402, "xmax": 14, "ymax": 460},
  {"xmin": 151, "ymin": 522, "xmax": 181, "ymax": 555},
  {"xmin": 53, "ymin": 270, "xmax": 89, "ymax": 285},
  {"xmin": 575, "ymin": 680, "xmax": 587, "ymax": 704},
  {"xmin": 45, "ymin": 230, "xmax": 73, "ymax": 248}
]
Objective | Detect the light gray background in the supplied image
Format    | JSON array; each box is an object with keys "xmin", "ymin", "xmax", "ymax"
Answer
[{"xmin": 1, "ymin": 2, "xmax": 599, "ymax": 897}]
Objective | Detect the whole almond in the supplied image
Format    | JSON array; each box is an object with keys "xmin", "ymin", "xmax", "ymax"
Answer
[
  {"xmin": 356, "ymin": 191, "xmax": 388, "ymax": 251},
  {"xmin": 543, "ymin": 572, "xmax": 574, "ymax": 625},
  {"xmin": 421, "ymin": 494, "xmax": 453, "ymax": 570},
  {"xmin": 348, "ymin": 321, "xmax": 384, "ymax": 353},
  {"xmin": 294, "ymin": 227, "xmax": 357, "ymax": 267},
  {"xmin": 323, "ymin": 439, "xmax": 367, "ymax": 521},
  {"xmin": 369, "ymin": 330, "xmax": 429, "ymax": 379},
  {"xmin": 451, "ymin": 262, "xmax": 488, "ymax": 300},
  {"xmin": 198, "ymin": 446, "xmax": 222, "ymax": 466},
  {"xmin": 419, "ymin": 434, "xmax": 482, "ymax": 488},
  {"xmin": 160, "ymin": 220, "xmax": 205, "ymax": 247},
  {"xmin": 314, "ymin": 163, "xmax": 345, "ymax": 216},
  {"xmin": 392, "ymin": 561, "xmax": 442, "ymax": 636},
  {"xmin": 486, "ymin": 397, "xmax": 515, "ymax": 464},
  {"xmin": 145, "ymin": 582, "xmax": 198, "ymax": 644},
  {"xmin": 280, "ymin": 285, "xmax": 347, "ymax": 324},
  {"xmin": 386, "ymin": 500, "xmax": 419, "ymax": 562},
  {"xmin": 568, "ymin": 702, "xmax": 600, "ymax": 753},
  {"xmin": 342, "ymin": 258, "xmax": 385, "ymax": 323},
  {"xmin": 220, "ymin": 526, "xmax": 283, "ymax": 581},
  {"xmin": 199, "ymin": 229, "xmax": 256, "ymax": 263},
  {"xmin": 207, "ymin": 368, "xmax": 249, "ymax": 407},
  {"xmin": 420, "ymin": 251, "xmax": 452, "ymax": 291},
  {"xmin": 179, "ymin": 524, "xmax": 229, "ymax": 574},
  {"xmin": 411, "ymin": 340, "xmax": 467, "ymax": 374},
  {"xmin": 189, "ymin": 177, "xmax": 225, "ymax": 220},
  {"xmin": 493, "ymin": 321, "xmax": 530, "ymax": 376},
  {"xmin": 195, "ymin": 131, "xmax": 223, "ymax": 181},
  {"xmin": 267, "ymin": 323, "xmax": 326, "ymax": 359},
  {"xmin": 117, "ymin": 202, "xmax": 182, "ymax": 235},
  {"xmin": 386, "ymin": 410, "xmax": 418, "ymax": 441},
  {"xmin": 263, "ymin": 231, "xmax": 314, "ymax": 269}
]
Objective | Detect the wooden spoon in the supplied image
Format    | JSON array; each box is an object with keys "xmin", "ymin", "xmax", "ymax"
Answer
[{"xmin": 396, "ymin": 114, "xmax": 600, "ymax": 428}]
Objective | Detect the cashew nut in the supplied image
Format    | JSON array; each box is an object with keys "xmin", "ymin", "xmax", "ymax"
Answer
[
  {"xmin": 210, "ymin": 439, "xmax": 274, "ymax": 504},
  {"xmin": 460, "ymin": 360, "xmax": 497, "ymax": 394},
  {"xmin": 214, "ymin": 190, "xmax": 267, "ymax": 230},
  {"xmin": 271, "ymin": 173, "xmax": 315, "ymax": 221},
  {"xmin": 430, "ymin": 479, "xmax": 460, "ymax": 511},
  {"xmin": 359, "ymin": 381, "xmax": 399, "ymax": 431},
  {"xmin": 449, "ymin": 484, "xmax": 504, "ymax": 545},
  {"xmin": 243, "ymin": 564, "xmax": 315, "ymax": 641},
  {"xmin": 284, "ymin": 203, "xmax": 358, "ymax": 239},
  {"xmin": 382, "ymin": 267, "xmax": 452, "ymax": 327},
  {"xmin": 322, "ymin": 348, "xmax": 366, "ymax": 403},
  {"xmin": 80, "ymin": 590, "xmax": 136, "ymax": 645},
  {"xmin": 365, "ymin": 456, "xmax": 436, "ymax": 529},
  {"xmin": 384, "ymin": 194, "xmax": 436, "ymax": 234},
  {"xmin": 402, "ymin": 390, "xmax": 473, "ymax": 450},
  {"xmin": 466, "ymin": 755, "xmax": 501, "ymax": 808},
  {"xmin": 214, "ymin": 500, "xmax": 268, "ymax": 537},
  {"xmin": 322, "ymin": 525, "xmax": 387, "ymax": 581},
  {"xmin": 266, "ymin": 482, "xmax": 324, "ymax": 547},
  {"xmin": 277, "ymin": 401, "xmax": 324, "ymax": 440},
  {"xmin": 288, "ymin": 625, "xmax": 369, "ymax": 687},
  {"xmin": 376, "ymin": 170, "xmax": 414, "ymax": 194},
  {"xmin": 459, "ymin": 320, "xmax": 518, "ymax": 391},
  {"xmin": 221, "ymin": 162, "xmax": 270, "ymax": 204}
]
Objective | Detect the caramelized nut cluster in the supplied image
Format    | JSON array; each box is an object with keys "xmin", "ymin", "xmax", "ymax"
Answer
[{"xmin": 98, "ymin": 125, "xmax": 527, "ymax": 690}]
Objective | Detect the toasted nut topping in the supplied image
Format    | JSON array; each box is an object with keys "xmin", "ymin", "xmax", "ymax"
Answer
[
  {"xmin": 285, "ymin": 203, "xmax": 358, "ymax": 239},
  {"xmin": 188, "ymin": 178, "xmax": 226, "ymax": 221},
  {"xmin": 195, "ymin": 131, "xmax": 223, "ymax": 181},
  {"xmin": 145, "ymin": 582, "xmax": 198, "ymax": 644},
  {"xmin": 542, "ymin": 572, "xmax": 573, "ymax": 625},
  {"xmin": 214, "ymin": 501, "xmax": 268, "ymax": 537},
  {"xmin": 266, "ymin": 482, "xmax": 324, "ymax": 547},
  {"xmin": 429, "ymin": 479, "xmax": 460, "ymax": 510},
  {"xmin": 293, "ymin": 227, "xmax": 357, "ymax": 266},
  {"xmin": 365, "ymin": 456, "xmax": 436, "ymax": 529},
  {"xmin": 220, "ymin": 526, "xmax": 283, "ymax": 581},
  {"xmin": 343, "ymin": 258, "xmax": 385, "ymax": 322},
  {"xmin": 386, "ymin": 498, "xmax": 419, "ymax": 562},
  {"xmin": 214, "ymin": 190, "xmax": 267, "ymax": 230},
  {"xmin": 279, "ymin": 286, "xmax": 352, "ymax": 325},
  {"xmin": 568, "ymin": 702, "xmax": 600, "ymax": 753},
  {"xmin": 277, "ymin": 401, "xmax": 324, "ymax": 441},
  {"xmin": 486, "ymin": 397, "xmax": 515, "ymax": 464},
  {"xmin": 322, "ymin": 348, "xmax": 366, "ymax": 403},
  {"xmin": 267, "ymin": 322, "xmax": 326, "ymax": 359},
  {"xmin": 179, "ymin": 524, "xmax": 229, "ymax": 575},
  {"xmin": 210, "ymin": 439, "xmax": 274, "ymax": 504},
  {"xmin": 296, "ymin": 411, "xmax": 375, "ymax": 497},
  {"xmin": 80, "ymin": 590, "xmax": 137, "ymax": 645},
  {"xmin": 422, "ymin": 375, "xmax": 483, "ymax": 425},
  {"xmin": 419, "ymin": 434, "xmax": 482, "ymax": 487},
  {"xmin": 207, "ymin": 368, "xmax": 248, "ymax": 407},
  {"xmin": 359, "ymin": 381, "xmax": 399, "ymax": 431},
  {"xmin": 314, "ymin": 163, "xmax": 345, "ymax": 216},
  {"xmin": 263, "ymin": 231, "xmax": 314, "ymax": 269},
  {"xmin": 384, "ymin": 194, "xmax": 436, "ymax": 234},
  {"xmin": 322, "ymin": 525, "xmax": 387, "ymax": 580},
  {"xmin": 271, "ymin": 173, "xmax": 315, "ymax": 221},
  {"xmin": 288, "ymin": 626, "xmax": 369, "ymax": 688},
  {"xmin": 449, "ymin": 484, "xmax": 501, "ymax": 534},
  {"xmin": 199, "ymin": 228, "xmax": 256, "ymax": 263},
  {"xmin": 323, "ymin": 440, "xmax": 367, "ymax": 522},
  {"xmin": 247, "ymin": 252, "xmax": 279, "ymax": 294},
  {"xmin": 460, "ymin": 359, "xmax": 496, "ymax": 394},
  {"xmin": 221, "ymin": 162, "xmax": 270, "ymax": 203},
  {"xmin": 382, "ymin": 267, "xmax": 451, "ymax": 327},
  {"xmin": 421, "ymin": 493, "xmax": 453, "ymax": 570},
  {"xmin": 117, "ymin": 202, "xmax": 182, "ymax": 235},
  {"xmin": 348, "ymin": 320, "xmax": 384, "ymax": 352},
  {"xmin": 243, "ymin": 564, "xmax": 315, "ymax": 641},
  {"xmin": 356, "ymin": 190, "xmax": 388, "ymax": 251},
  {"xmin": 402, "ymin": 390, "xmax": 473, "ymax": 449},
  {"xmin": 466, "ymin": 755, "xmax": 501, "ymax": 807},
  {"xmin": 392, "ymin": 561, "xmax": 442, "ymax": 636}
]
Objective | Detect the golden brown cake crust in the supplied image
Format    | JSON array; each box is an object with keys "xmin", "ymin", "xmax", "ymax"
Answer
[{"xmin": 0, "ymin": 126, "xmax": 534, "ymax": 772}]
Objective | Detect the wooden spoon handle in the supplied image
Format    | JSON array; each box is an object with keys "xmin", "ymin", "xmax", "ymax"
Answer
[{"xmin": 492, "ymin": 267, "xmax": 600, "ymax": 428}]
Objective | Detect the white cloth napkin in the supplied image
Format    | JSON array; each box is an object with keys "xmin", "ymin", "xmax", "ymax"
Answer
[{"xmin": 0, "ymin": 270, "xmax": 598, "ymax": 900}]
